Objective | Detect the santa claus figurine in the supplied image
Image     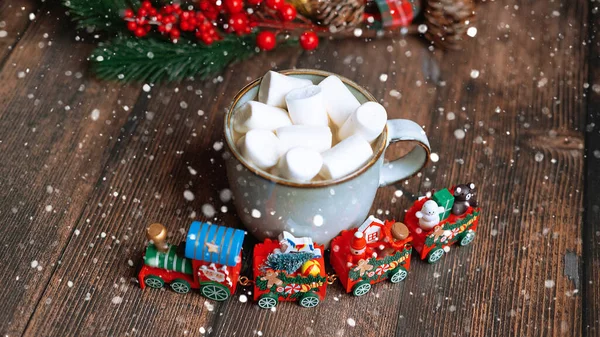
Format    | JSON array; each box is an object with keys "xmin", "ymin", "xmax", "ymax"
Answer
[{"xmin": 347, "ymin": 232, "xmax": 367, "ymax": 267}]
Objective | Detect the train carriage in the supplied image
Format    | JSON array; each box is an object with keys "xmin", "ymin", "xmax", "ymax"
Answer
[
  {"xmin": 330, "ymin": 217, "xmax": 413, "ymax": 296},
  {"xmin": 405, "ymin": 186, "xmax": 481, "ymax": 264},
  {"xmin": 253, "ymin": 233, "xmax": 327, "ymax": 309}
]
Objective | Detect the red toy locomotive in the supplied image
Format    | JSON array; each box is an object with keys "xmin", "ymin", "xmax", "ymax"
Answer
[{"xmin": 138, "ymin": 221, "xmax": 245, "ymax": 301}]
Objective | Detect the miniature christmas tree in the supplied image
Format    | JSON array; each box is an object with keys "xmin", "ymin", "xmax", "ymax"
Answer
[
  {"xmin": 432, "ymin": 188, "xmax": 454, "ymax": 221},
  {"xmin": 265, "ymin": 252, "xmax": 313, "ymax": 274}
]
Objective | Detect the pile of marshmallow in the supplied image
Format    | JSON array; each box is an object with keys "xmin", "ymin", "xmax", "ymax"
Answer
[{"xmin": 233, "ymin": 71, "xmax": 387, "ymax": 183}]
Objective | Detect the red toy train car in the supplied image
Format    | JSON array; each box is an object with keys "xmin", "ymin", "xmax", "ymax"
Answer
[{"xmin": 330, "ymin": 216, "xmax": 413, "ymax": 296}]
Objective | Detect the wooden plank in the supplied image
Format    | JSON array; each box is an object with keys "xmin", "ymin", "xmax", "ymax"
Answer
[
  {"xmin": 583, "ymin": 1, "xmax": 600, "ymax": 335},
  {"xmin": 20, "ymin": 1, "xmax": 587, "ymax": 337},
  {"xmin": 0, "ymin": 0, "xmax": 41, "ymax": 67},
  {"xmin": 0, "ymin": 6, "xmax": 142, "ymax": 336}
]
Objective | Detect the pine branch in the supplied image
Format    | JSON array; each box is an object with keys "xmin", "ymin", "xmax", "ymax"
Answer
[
  {"xmin": 91, "ymin": 34, "xmax": 259, "ymax": 82},
  {"xmin": 64, "ymin": 0, "xmax": 140, "ymax": 33}
]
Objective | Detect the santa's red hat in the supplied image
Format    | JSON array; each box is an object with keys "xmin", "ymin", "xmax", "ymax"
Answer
[{"xmin": 351, "ymin": 232, "xmax": 367, "ymax": 250}]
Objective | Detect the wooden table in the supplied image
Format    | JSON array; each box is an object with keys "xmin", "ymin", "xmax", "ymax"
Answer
[{"xmin": 1, "ymin": 0, "xmax": 596, "ymax": 336}]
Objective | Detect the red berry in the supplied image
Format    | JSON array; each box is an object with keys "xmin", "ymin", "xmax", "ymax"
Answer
[
  {"xmin": 170, "ymin": 28, "xmax": 181, "ymax": 41},
  {"xmin": 141, "ymin": 1, "xmax": 152, "ymax": 9},
  {"xmin": 247, "ymin": 0, "xmax": 263, "ymax": 5},
  {"xmin": 148, "ymin": 8, "xmax": 157, "ymax": 16},
  {"xmin": 137, "ymin": 8, "xmax": 148, "ymax": 17},
  {"xmin": 265, "ymin": 0, "xmax": 283, "ymax": 10},
  {"xmin": 134, "ymin": 26, "xmax": 147, "ymax": 37},
  {"xmin": 299, "ymin": 31, "xmax": 318, "ymax": 50},
  {"xmin": 124, "ymin": 9, "xmax": 134, "ymax": 18},
  {"xmin": 228, "ymin": 13, "xmax": 249, "ymax": 35},
  {"xmin": 224, "ymin": 0, "xmax": 244, "ymax": 13},
  {"xmin": 180, "ymin": 21, "xmax": 192, "ymax": 31},
  {"xmin": 256, "ymin": 31, "xmax": 276, "ymax": 51},
  {"xmin": 278, "ymin": 3, "xmax": 296, "ymax": 21},
  {"xmin": 127, "ymin": 21, "xmax": 137, "ymax": 31}
]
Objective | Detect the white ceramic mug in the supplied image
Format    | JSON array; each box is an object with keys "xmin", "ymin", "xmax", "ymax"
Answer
[{"xmin": 224, "ymin": 69, "xmax": 430, "ymax": 246}]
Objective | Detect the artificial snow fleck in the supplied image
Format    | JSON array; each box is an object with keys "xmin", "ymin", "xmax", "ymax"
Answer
[
  {"xmin": 219, "ymin": 189, "xmax": 232, "ymax": 203},
  {"xmin": 67, "ymin": 281, "xmax": 74, "ymax": 288},
  {"xmin": 389, "ymin": 89, "xmax": 401, "ymax": 99},
  {"xmin": 142, "ymin": 84, "xmax": 151, "ymax": 92},
  {"xmin": 31, "ymin": 260, "xmax": 39, "ymax": 268},
  {"xmin": 199, "ymin": 327, "xmax": 206, "ymax": 334},
  {"xmin": 202, "ymin": 204, "xmax": 216, "ymax": 218},
  {"xmin": 112, "ymin": 296, "xmax": 123, "ymax": 305},
  {"xmin": 128, "ymin": 259, "xmax": 134, "ymax": 267},
  {"xmin": 534, "ymin": 152, "xmax": 544, "ymax": 162},
  {"xmin": 353, "ymin": 28, "xmax": 363, "ymax": 37},
  {"xmin": 313, "ymin": 215, "xmax": 324, "ymax": 227},
  {"xmin": 239, "ymin": 294, "xmax": 248, "ymax": 303},
  {"xmin": 379, "ymin": 74, "xmax": 388, "ymax": 82},
  {"xmin": 187, "ymin": 166, "xmax": 197, "ymax": 175},
  {"xmin": 433, "ymin": 272, "xmax": 441, "ymax": 278},
  {"xmin": 183, "ymin": 190, "xmax": 195, "ymax": 201},
  {"xmin": 46, "ymin": 185, "xmax": 54, "ymax": 194},
  {"xmin": 538, "ymin": 78, "xmax": 548, "ymax": 88},
  {"xmin": 96, "ymin": 55, "xmax": 104, "ymax": 62},
  {"xmin": 446, "ymin": 112, "xmax": 456, "ymax": 120},
  {"xmin": 180, "ymin": 101, "xmax": 188, "ymax": 109},
  {"xmin": 594, "ymin": 150, "xmax": 600, "ymax": 158},
  {"xmin": 29, "ymin": 13, "xmax": 36, "ymax": 21},
  {"xmin": 251, "ymin": 209, "xmax": 262, "ymax": 218},
  {"xmin": 470, "ymin": 70, "xmax": 480, "ymax": 79},
  {"xmin": 347, "ymin": 318, "xmax": 356, "ymax": 327},
  {"xmin": 100, "ymin": 232, "xmax": 107, "ymax": 238},
  {"xmin": 394, "ymin": 190, "xmax": 403, "ymax": 197},
  {"xmin": 213, "ymin": 141, "xmax": 224, "ymax": 151},
  {"xmin": 91, "ymin": 109, "xmax": 100, "ymax": 121},
  {"xmin": 146, "ymin": 52, "xmax": 154, "ymax": 59},
  {"xmin": 454, "ymin": 129, "xmax": 466, "ymax": 140},
  {"xmin": 418, "ymin": 24, "xmax": 428, "ymax": 33},
  {"xmin": 204, "ymin": 301, "xmax": 214, "ymax": 311},
  {"xmin": 0, "ymin": 31, "xmax": 7, "ymax": 38},
  {"xmin": 466, "ymin": 27, "xmax": 477, "ymax": 37},
  {"xmin": 17, "ymin": 71, "xmax": 25, "ymax": 79},
  {"xmin": 449, "ymin": 305, "xmax": 457, "ymax": 312},
  {"xmin": 45, "ymin": 205, "xmax": 53, "ymax": 212},
  {"xmin": 545, "ymin": 280, "xmax": 555, "ymax": 288},
  {"xmin": 430, "ymin": 153, "xmax": 440, "ymax": 163},
  {"xmin": 74, "ymin": 229, "xmax": 80, "ymax": 236}
]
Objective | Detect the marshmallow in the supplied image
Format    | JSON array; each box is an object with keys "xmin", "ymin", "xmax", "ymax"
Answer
[
  {"xmin": 258, "ymin": 71, "xmax": 312, "ymax": 108},
  {"xmin": 276, "ymin": 147, "xmax": 323, "ymax": 182},
  {"xmin": 318, "ymin": 75, "xmax": 361, "ymax": 127},
  {"xmin": 338, "ymin": 102, "xmax": 387, "ymax": 143},
  {"xmin": 320, "ymin": 135, "xmax": 374, "ymax": 180},
  {"xmin": 285, "ymin": 85, "xmax": 329, "ymax": 127},
  {"xmin": 233, "ymin": 101, "xmax": 292, "ymax": 133},
  {"xmin": 236, "ymin": 129, "xmax": 281, "ymax": 170},
  {"xmin": 275, "ymin": 125, "xmax": 332, "ymax": 153}
]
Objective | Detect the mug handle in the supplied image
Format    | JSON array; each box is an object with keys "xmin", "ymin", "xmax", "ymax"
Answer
[{"xmin": 379, "ymin": 119, "xmax": 431, "ymax": 187}]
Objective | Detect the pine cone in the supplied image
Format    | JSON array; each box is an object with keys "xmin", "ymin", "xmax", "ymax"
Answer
[
  {"xmin": 294, "ymin": 0, "xmax": 366, "ymax": 32},
  {"xmin": 424, "ymin": 0, "xmax": 476, "ymax": 50}
]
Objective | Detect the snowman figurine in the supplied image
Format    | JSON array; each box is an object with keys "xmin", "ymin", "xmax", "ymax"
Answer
[{"xmin": 416, "ymin": 200, "xmax": 446, "ymax": 231}]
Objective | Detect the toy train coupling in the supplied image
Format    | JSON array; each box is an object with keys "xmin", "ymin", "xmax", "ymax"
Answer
[
  {"xmin": 326, "ymin": 274, "xmax": 338, "ymax": 285},
  {"xmin": 238, "ymin": 276, "xmax": 253, "ymax": 286}
]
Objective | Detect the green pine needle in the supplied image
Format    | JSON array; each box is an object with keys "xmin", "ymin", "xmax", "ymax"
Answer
[
  {"xmin": 64, "ymin": 0, "xmax": 140, "ymax": 33},
  {"xmin": 91, "ymin": 34, "xmax": 259, "ymax": 82}
]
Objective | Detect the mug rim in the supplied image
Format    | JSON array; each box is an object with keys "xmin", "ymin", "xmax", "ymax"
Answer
[{"xmin": 224, "ymin": 69, "xmax": 388, "ymax": 188}]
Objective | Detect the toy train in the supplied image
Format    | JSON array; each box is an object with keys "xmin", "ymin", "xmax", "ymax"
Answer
[{"xmin": 138, "ymin": 184, "xmax": 481, "ymax": 308}]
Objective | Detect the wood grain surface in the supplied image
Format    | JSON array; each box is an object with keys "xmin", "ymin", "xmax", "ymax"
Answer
[{"xmin": 0, "ymin": 0, "xmax": 593, "ymax": 336}]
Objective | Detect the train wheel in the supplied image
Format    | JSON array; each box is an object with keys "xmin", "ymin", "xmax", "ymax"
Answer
[
  {"xmin": 389, "ymin": 267, "xmax": 408, "ymax": 283},
  {"xmin": 257, "ymin": 293, "xmax": 278, "ymax": 309},
  {"xmin": 299, "ymin": 292, "xmax": 320, "ymax": 308},
  {"xmin": 427, "ymin": 248, "xmax": 444, "ymax": 264},
  {"xmin": 170, "ymin": 279, "xmax": 191, "ymax": 294},
  {"xmin": 459, "ymin": 230, "xmax": 476, "ymax": 246},
  {"xmin": 201, "ymin": 282, "xmax": 230, "ymax": 301},
  {"xmin": 144, "ymin": 275, "xmax": 164, "ymax": 289},
  {"xmin": 352, "ymin": 281, "xmax": 371, "ymax": 297}
]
